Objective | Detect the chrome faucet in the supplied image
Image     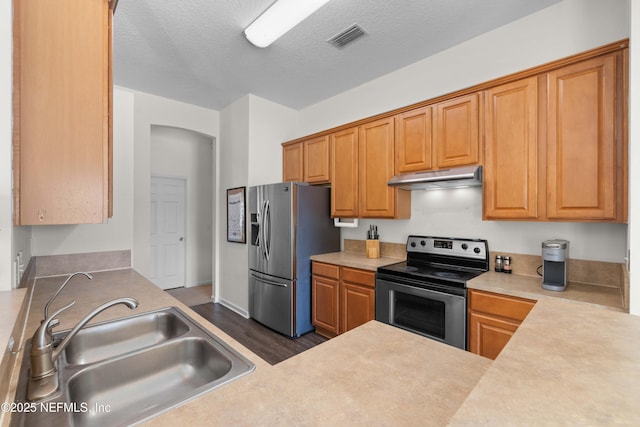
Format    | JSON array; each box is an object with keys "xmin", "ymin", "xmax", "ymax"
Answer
[{"xmin": 28, "ymin": 297, "xmax": 139, "ymax": 400}]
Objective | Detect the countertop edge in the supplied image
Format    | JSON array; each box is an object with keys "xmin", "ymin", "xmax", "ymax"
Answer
[{"xmin": 310, "ymin": 251, "xmax": 404, "ymax": 271}]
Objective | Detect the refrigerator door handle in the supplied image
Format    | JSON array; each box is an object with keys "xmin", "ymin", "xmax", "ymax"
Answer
[
  {"xmin": 259, "ymin": 199, "xmax": 267, "ymax": 259},
  {"xmin": 250, "ymin": 272, "xmax": 288, "ymax": 287},
  {"xmin": 264, "ymin": 200, "xmax": 271, "ymax": 261}
]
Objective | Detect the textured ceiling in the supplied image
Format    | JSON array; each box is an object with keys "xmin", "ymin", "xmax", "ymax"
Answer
[{"xmin": 113, "ymin": 0, "xmax": 562, "ymax": 110}]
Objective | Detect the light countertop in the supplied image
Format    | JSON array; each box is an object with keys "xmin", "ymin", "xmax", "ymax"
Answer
[
  {"xmin": 468, "ymin": 270, "xmax": 625, "ymax": 311},
  {"xmin": 2, "ymin": 264, "xmax": 640, "ymax": 426},
  {"xmin": 2, "ymin": 268, "xmax": 489, "ymax": 426},
  {"xmin": 310, "ymin": 251, "xmax": 404, "ymax": 271},
  {"xmin": 152, "ymin": 320, "xmax": 491, "ymax": 426},
  {"xmin": 449, "ymin": 297, "xmax": 640, "ymax": 426},
  {"xmin": 0, "ymin": 289, "xmax": 27, "ymax": 356}
]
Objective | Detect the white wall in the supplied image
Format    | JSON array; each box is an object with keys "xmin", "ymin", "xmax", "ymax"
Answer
[
  {"xmin": 216, "ymin": 94, "xmax": 299, "ymax": 316},
  {"xmin": 129, "ymin": 89, "xmax": 219, "ymax": 286},
  {"xmin": 248, "ymin": 96, "xmax": 299, "ymax": 186},
  {"xmin": 296, "ymin": 0, "xmax": 630, "ymax": 137},
  {"xmin": 342, "ymin": 189, "xmax": 628, "ymax": 262},
  {"xmin": 629, "ymin": 2, "xmax": 639, "ymax": 315},
  {"xmin": 29, "ymin": 88, "xmax": 219, "ymax": 296},
  {"xmin": 31, "ymin": 90, "xmax": 135, "ymax": 256},
  {"xmin": 296, "ymin": 0, "xmax": 630, "ymax": 266},
  {"xmin": 0, "ymin": 0, "xmax": 13, "ymax": 291},
  {"xmin": 218, "ymin": 96, "xmax": 250, "ymax": 315},
  {"xmin": 150, "ymin": 125, "xmax": 214, "ymax": 287}
]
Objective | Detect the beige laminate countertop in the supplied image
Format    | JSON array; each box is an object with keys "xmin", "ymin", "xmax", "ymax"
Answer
[
  {"xmin": 2, "ymin": 268, "xmax": 489, "ymax": 426},
  {"xmin": 310, "ymin": 251, "xmax": 404, "ymax": 271},
  {"xmin": 0, "ymin": 289, "xmax": 27, "ymax": 355},
  {"xmin": 469, "ymin": 271, "xmax": 625, "ymax": 311},
  {"xmin": 4, "ymin": 266, "xmax": 640, "ymax": 426},
  {"xmin": 449, "ymin": 297, "xmax": 640, "ymax": 426}
]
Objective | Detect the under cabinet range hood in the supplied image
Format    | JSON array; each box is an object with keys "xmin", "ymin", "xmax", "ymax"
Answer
[{"xmin": 388, "ymin": 165, "xmax": 482, "ymax": 190}]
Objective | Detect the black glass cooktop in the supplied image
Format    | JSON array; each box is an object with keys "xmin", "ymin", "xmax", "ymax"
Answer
[{"xmin": 377, "ymin": 260, "xmax": 484, "ymax": 285}]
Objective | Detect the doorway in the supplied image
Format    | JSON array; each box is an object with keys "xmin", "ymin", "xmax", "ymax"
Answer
[
  {"xmin": 150, "ymin": 176, "xmax": 187, "ymax": 289},
  {"xmin": 149, "ymin": 125, "xmax": 215, "ymax": 294}
]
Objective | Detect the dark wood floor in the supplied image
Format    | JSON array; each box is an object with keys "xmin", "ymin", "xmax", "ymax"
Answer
[{"xmin": 190, "ymin": 302, "xmax": 327, "ymax": 365}]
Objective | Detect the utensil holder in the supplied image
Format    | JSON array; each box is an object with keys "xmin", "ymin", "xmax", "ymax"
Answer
[{"xmin": 366, "ymin": 239, "xmax": 380, "ymax": 259}]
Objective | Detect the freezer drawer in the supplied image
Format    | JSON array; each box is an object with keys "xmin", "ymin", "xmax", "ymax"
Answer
[{"xmin": 249, "ymin": 271, "xmax": 294, "ymax": 337}]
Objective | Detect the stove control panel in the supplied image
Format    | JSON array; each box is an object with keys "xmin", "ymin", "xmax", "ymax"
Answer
[{"xmin": 406, "ymin": 236, "xmax": 488, "ymax": 260}]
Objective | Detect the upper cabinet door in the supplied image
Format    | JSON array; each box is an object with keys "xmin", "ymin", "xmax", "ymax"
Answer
[
  {"xmin": 546, "ymin": 55, "xmax": 617, "ymax": 220},
  {"xmin": 304, "ymin": 135, "xmax": 331, "ymax": 184},
  {"xmin": 331, "ymin": 128, "xmax": 359, "ymax": 218},
  {"xmin": 282, "ymin": 142, "xmax": 303, "ymax": 182},
  {"xmin": 434, "ymin": 93, "xmax": 480, "ymax": 168},
  {"xmin": 394, "ymin": 106, "xmax": 433, "ymax": 174},
  {"xmin": 358, "ymin": 118, "xmax": 396, "ymax": 218},
  {"xmin": 14, "ymin": 0, "xmax": 112, "ymax": 225},
  {"xmin": 483, "ymin": 77, "xmax": 539, "ymax": 220}
]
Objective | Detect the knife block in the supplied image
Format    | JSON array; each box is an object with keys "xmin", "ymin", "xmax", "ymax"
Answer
[{"xmin": 366, "ymin": 239, "xmax": 380, "ymax": 259}]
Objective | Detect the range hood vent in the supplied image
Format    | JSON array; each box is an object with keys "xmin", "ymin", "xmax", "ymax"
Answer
[{"xmin": 388, "ymin": 165, "xmax": 482, "ymax": 190}]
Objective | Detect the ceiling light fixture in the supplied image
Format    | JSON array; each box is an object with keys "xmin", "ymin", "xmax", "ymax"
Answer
[{"xmin": 244, "ymin": 0, "xmax": 331, "ymax": 48}]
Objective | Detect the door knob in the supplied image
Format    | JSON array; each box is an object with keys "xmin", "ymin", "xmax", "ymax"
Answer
[{"xmin": 179, "ymin": 237, "xmax": 184, "ymax": 241}]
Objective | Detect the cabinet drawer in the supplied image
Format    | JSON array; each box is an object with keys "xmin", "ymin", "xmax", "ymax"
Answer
[
  {"xmin": 312, "ymin": 262, "xmax": 340, "ymax": 280},
  {"xmin": 342, "ymin": 267, "xmax": 375, "ymax": 288},
  {"xmin": 469, "ymin": 290, "xmax": 535, "ymax": 322}
]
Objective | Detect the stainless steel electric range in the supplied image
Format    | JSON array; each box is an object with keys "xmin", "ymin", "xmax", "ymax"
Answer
[{"xmin": 375, "ymin": 236, "xmax": 489, "ymax": 349}]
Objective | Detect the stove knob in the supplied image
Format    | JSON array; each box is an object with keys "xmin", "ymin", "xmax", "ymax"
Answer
[
  {"xmin": 461, "ymin": 243, "xmax": 468, "ymax": 250},
  {"xmin": 474, "ymin": 247, "xmax": 481, "ymax": 254},
  {"xmin": 410, "ymin": 241, "xmax": 417, "ymax": 248},
  {"xmin": 420, "ymin": 240, "xmax": 426, "ymax": 246}
]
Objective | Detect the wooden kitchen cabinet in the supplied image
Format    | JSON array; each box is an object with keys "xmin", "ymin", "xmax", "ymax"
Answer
[
  {"xmin": 394, "ymin": 95, "xmax": 480, "ymax": 175},
  {"xmin": 282, "ymin": 136, "xmax": 331, "ymax": 184},
  {"xmin": 330, "ymin": 127, "xmax": 359, "ymax": 218},
  {"xmin": 304, "ymin": 135, "xmax": 331, "ymax": 184},
  {"xmin": 483, "ymin": 77, "xmax": 539, "ymax": 220},
  {"xmin": 359, "ymin": 117, "xmax": 410, "ymax": 218},
  {"xmin": 311, "ymin": 262, "xmax": 340, "ymax": 338},
  {"xmin": 394, "ymin": 106, "xmax": 433, "ymax": 174},
  {"xmin": 483, "ymin": 50, "xmax": 627, "ymax": 222},
  {"xmin": 281, "ymin": 41, "xmax": 627, "ymax": 223},
  {"xmin": 434, "ymin": 93, "xmax": 480, "ymax": 168},
  {"xmin": 546, "ymin": 53, "xmax": 623, "ymax": 221},
  {"xmin": 468, "ymin": 289, "xmax": 535, "ymax": 360},
  {"xmin": 282, "ymin": 141, "xmax": 304, "ymax": 182},
  {"xmin": 312, "ymin": 262, "xmax": 376, "ymax": 338},
  {"xmin": 340, "ymin": 267, "xmax": 376, "ymax": 334},
  {"xmin": 13, "ymin": 0, "xmax": 114, "ymax": 225},
  {"xmin": 331, "ymin": 120, "xmax": 410, "ymax": 219}
]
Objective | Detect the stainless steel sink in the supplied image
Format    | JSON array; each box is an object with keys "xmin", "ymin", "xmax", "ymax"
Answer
[
  {"xmin": 64, "ymin": 309, "xmax": 190, "ymax": 364},
  {"xmin": 12, "ymin": 307, "xmax": 255, "ymax": 427}
]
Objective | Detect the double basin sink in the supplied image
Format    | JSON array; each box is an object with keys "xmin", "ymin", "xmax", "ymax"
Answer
[{"xmin": 13, "ymin": 307, "xmax": 255, "ymax": 426}]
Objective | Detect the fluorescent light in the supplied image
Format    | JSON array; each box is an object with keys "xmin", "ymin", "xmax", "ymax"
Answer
[{"xmin": 244, "ymin": 0, "xmax": 331, "ymax": 48}]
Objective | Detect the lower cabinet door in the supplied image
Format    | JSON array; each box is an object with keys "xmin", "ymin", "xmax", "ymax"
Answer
[
  {"xmin": 468, "ymin": 311, "xmax": 519, "ymax": 360},
  {"xmin": 341, "ymin": 282, "xmax": 375, "ymax": 334},
  {"xmin": 312, "ymin": 275, "xmax": 340, "ymax": 338}
]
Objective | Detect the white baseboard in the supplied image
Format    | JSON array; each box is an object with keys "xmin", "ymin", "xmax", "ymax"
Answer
[
  {"xmin": 184, "ymin": 281, "xmax": 212, "ymax": 288},
  {"xmin": 218, "ymin": 298, "xmax": 249, "ymax": 319}
]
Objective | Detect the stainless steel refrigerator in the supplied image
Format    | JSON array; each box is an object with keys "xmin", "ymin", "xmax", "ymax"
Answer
[{"xmin": 248, "ymin": 182, "xmax": 340, "ymax": 337}]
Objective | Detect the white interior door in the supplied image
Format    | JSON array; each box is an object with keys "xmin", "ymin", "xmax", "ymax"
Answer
[{"xmin": 150, "ymin": 176, "xmax": 186, "ymax": 290}]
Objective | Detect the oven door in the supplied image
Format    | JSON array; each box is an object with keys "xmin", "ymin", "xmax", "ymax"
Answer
[{"xmin": 375, "ymin": 277, "xmax": 466, "ymax": 349}]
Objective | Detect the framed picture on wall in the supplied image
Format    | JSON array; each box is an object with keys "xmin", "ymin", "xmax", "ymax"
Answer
[{"xmin": 226, "ymin": 186, "xmax": 246, "ymax": 243}]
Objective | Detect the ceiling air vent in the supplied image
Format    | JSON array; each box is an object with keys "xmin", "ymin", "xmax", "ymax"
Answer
[{"xmin": 327, "ymin": 24, "xmax": 367, "ymax": 49}]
